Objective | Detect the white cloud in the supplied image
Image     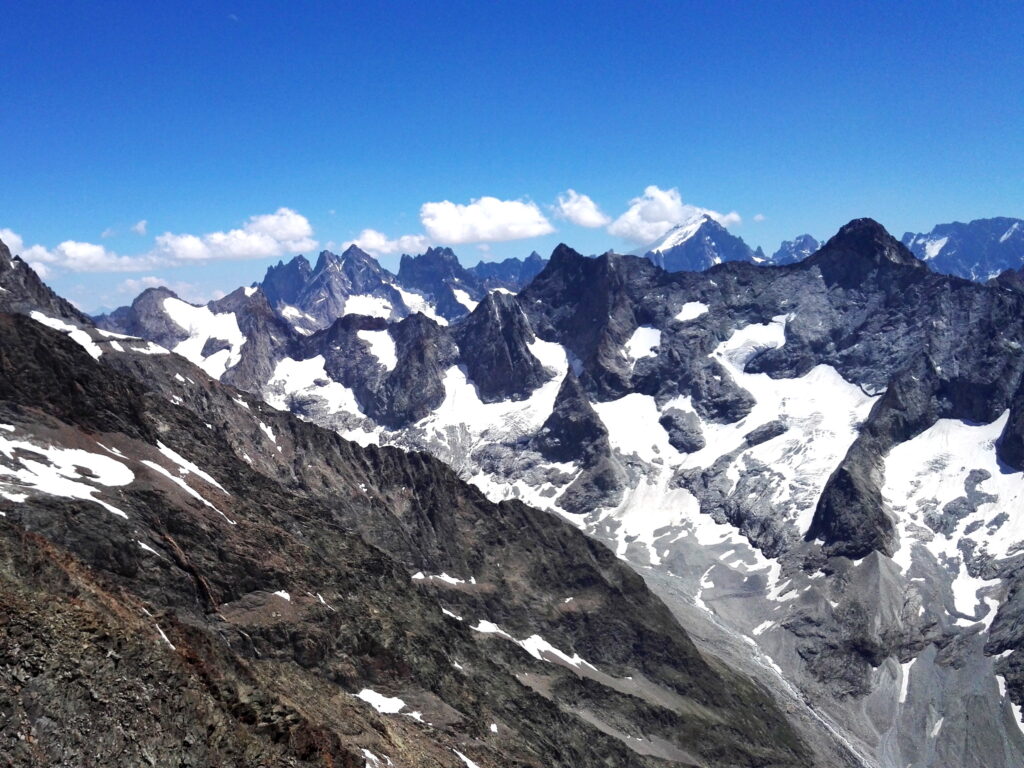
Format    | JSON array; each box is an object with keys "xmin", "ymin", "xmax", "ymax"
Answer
[
  {"xmin": 154, "ymin": 207, "xmax": 317, "ymax": 262},
  {"xmin": 553, "ymin": 189, "xmax": 610, "ymax": 228},
  {"xmin": 1, "ymin": 208, "xmax": 317, "ymax": 277},
  {"xmin": 1, "ymin": 227, "xmax": 69, "ymax": 277},
  {"xmin": 101, "ymin": 227, "xmax": 116, "ymax": 239},
  {"xmin": 132, "ymin": 219, "xmax": 148, "ymax": 235},
  {"xmin": 420, "ymin": 196, "xmax": 554, "ymax": 244},
  {"xmin": 753, "ymin": 213, "xmax": 766, "ymax": 223},
  {"xmin": 607, "ymin": 186, "xmax": 741, "ymax": 244},
  {"xmin": 346, "ymin": 228, "xmax": 430, "ymax": 257},
  {"xmin": 1, "ymin": 228, "xmax": 25, "ymax": 254}
]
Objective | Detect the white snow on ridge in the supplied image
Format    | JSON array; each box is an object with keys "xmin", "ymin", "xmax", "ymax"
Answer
[
  {"xmin": 157, "ymin": 441, "xmax": 227, "ymax": 492},
  {"xmin": 452, "ymin": 288, "xmax": 478, "ymax": 312},
  {"xmin": 264, "ymin": 355, "xmax": 365, "ymax": 416},
  {"xmin": 357, "ymin": 329, "xmax": 398, "ymax": 371},
  {"xmin": 884, "ymin": 412, "xmax": 1024, "ymax": 567},
  {"xmin": 639, "ymin": 212, "xmax": 708, "ymax": 255},
  {"xmin": 29, "ymin": 312, "xmax": 103, "ymax": 360},
  {"xmin": 1001, "ymin": 222, "xmax": 1021, "ymax": 243},
  {"xmin": 344, "ymin": 294, "xmax": 392, "ymax": 319},
  {"xmin": 412, "ymin": 571, "xmax": 476, "ymax": 586},
  {"xmin": 471, "ymin": 619, "xmax": 596, "ymax": 670},
  {"xmin": 0, "ymin": 432, "xmax": 133, "ymax": 519},
  {"xmin": 162, "ymin": 297, "xmax": 246, "ymax": 379},
  {"xmin": 141, "ymin": 460, "xmax": 234, "ymax": 524},
  {"xmin": 675, "ymin": 301, "xmax": 709, "ymax": 322},
  {"xmin": 923, "ymin": 236, "xmax": 949, "ymax": 260},
  {"xmin": 355, "ymin": 688, "xmax": 406, "ymax": 714},
  {"xmin": 624, "ymin": 327, "xmax": 660, "ymax": 366}
]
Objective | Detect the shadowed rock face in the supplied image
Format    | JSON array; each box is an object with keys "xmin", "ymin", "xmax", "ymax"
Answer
[
  {"xmin": 93, "ymin": 286, "xmax": 187, "ymax": 346},
  {"xmin": 468, "ymin": 251, "xmax": 547, "ymax": 291},
  {"xmin": 0, "ymin": 239, "xmax": 88, "ymax": 323},
  {"xmin": 261, "ymin": 252, "xmax": 312, "ymax": 307},
  {"xmin": 453, "ymin": 292, "xmax": 552, "ymax": 403}
]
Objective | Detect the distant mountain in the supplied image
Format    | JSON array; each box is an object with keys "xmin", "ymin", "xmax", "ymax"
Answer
[
  {"xmin": 396, "ymin": 246, "xmax": 484, "ymax": 321},
  {"xmin": 467, "ymin": 251, "xmax": 547, "ymax": 291},
  {"xmin": 902, "ymin": 217, "xmax": 1024, "ymax": 280},
  {"xmin": 634, "ymin": 214, "xmax": 764, "ymax": 272},
  {"xmin": 770, "ymin": 234, "xmax": 820, "ymax": 264}
]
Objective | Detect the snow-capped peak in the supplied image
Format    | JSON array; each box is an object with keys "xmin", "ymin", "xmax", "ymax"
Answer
[{"xmin": 632, "ymin": 212, "xmax": 711, "ymax": 256}]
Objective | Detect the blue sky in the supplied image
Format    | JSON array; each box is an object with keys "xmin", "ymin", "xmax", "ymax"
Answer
[{"xmin": 2, "ymin": 0, "xmax": 1022, "ymax": 311}]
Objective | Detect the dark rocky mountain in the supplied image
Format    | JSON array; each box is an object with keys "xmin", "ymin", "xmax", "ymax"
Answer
[
  {"xmin": 902, "ymin": 216, "xmax": 1024, "ymax": 280},
  {"xmin": 0, "ymin": 238, "xmax": 88, "ymax": 324},
  {"xmin": 635, "ymin": 215, "xmax": 764, "ymax": 272},
  {"xmin": 0, "ymin": 238, "xmax": 844, "ymax": 766},
  {"xmin": 261, "ymin": 252, "xmax": 312, "ymax": 308},
  {"xmin": 770, "ymin": 234, "xmax": 820, "ymax": 265},
  {"xmin": 14, "ymin": 212, "xmax": 1024, "ymax": 767},
  {"xmin": 467, "ymin": 251, "xmax": 547, "ymax": 291},
  {"xmin": 396, "ymin": 247, "xmax": 484, "ymax": 321}
]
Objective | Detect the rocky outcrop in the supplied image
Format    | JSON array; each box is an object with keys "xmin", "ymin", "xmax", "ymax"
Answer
[
  {"xmin": 0, "ymin": 238, "xmax": 89, "ymax": 323},
  {"xmin": 453, "ymin": 292, "xmax": 551, "ymax": 402}
]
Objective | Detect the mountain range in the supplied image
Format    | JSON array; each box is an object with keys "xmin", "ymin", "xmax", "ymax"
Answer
[
  {"xmin": 902, "ymin": 217, "xmax": 1024, "ymax": 281},
  {"xmin": 633, "ymin": 215, "xmax": 1024, "ymax": 282},
  {"xmin": 3, "ymin": 213, "xmax": 1024, "ymax": 767}
]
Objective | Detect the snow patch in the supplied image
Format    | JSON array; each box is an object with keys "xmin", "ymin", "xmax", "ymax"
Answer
[
  {"xmin": 264, "ymin": 355, "xmax": 366, "ymax": 417},
  {"xmin": 344, "ymin": 294, "xmax": 392, "ymax": 318},
  {"xmin": 624, "ymin": 326, "xmax": 661, "ymax": 365},
  {"xmin": 162, "ymin": 297, "xmax": 246, "ymax": 379},
  {"xmin": 29, "ymin": 312, "xmax": 103, "ymax": 360},
  {"xmin": 0, "ymin": 433, "xmax": 133, "ymax": 519},
  {"xmin": 675, "ymin": 301, "xmax": 709, "ymax": 322},
  {"xmin": 355, "ymin": 689, "xmax": 405, "ymax": 714},
  {"xmin": 357, "ymin": 329, "xmax": 398, "ymax": 371},
  {"xmin": 452, "ymin": 288, "xmax": 478, "ymax": 312},
  {"xmin": 923, "ymin": 236, "xmax": 949, "ymax": 260}
]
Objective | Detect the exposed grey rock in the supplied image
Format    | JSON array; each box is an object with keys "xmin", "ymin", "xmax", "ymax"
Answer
[
  {"xmin": 453, "ymin": 291, "xmax": 552, "ymax": 403},
  {"xmin": 658, "ymin": 408, "xmax": 705, "ymax": 453}
]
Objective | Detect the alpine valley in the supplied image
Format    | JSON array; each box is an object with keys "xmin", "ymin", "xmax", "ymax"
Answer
[{"xmin": 3, "ymin": 214, "xmax": 1024, "ymax": 768}]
